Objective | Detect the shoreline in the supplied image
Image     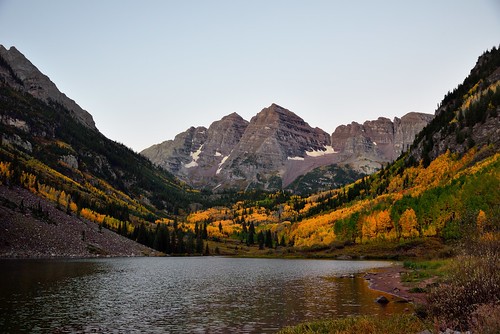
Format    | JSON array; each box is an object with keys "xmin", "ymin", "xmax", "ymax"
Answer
[{"xmin": 364, "ymin": 264, "xmax": 428, "ymax": 305}]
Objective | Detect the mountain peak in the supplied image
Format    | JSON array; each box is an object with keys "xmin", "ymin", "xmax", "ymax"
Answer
[
  {"xmin": 221, "ymin": 112, "xmax": 245, "ymax": 122},
  {"xmin": 0, "ymin": 44, "xmax": 96, "ymax": 130},
  {"xmin": 254, "ymin": 103, "xmax": 304, "ymax": 125}
]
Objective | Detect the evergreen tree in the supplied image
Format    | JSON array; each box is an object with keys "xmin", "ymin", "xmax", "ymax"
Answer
[
  {"xmin": 202, "ymin": 221, "xmax": 208, "ymax": 239},
  {"xmin": 137, "ymin": 223, "xmax": 148, "ymax": 245},
  {"xmin": 280, "ymin": 235, "xmax": 286, "ymax": 247},
  {"xmin": 257, "ymin": 231, "xmax": 265, "ymax": 250},
  {"xmin": 264, "ymin": 230, "xmax": 273, "ymax": 248},
  {"xmin": 186, "ymin": 233, "xmax": 195, "ymax": 254},
  {"xmin": 170, "ymin": 226, "xmax": 177, "ymax": 253},
  {"xmin": 176, "ymin": 229, "xmax": 184, "ymax": 253},
  {"xmin": 196, "ymin": 234, "xmax": 203, "ymax": 254},
  {"xmin": 248, "ymin": 221, "xmax": 255, "ymax": 245},
  {"xmin": 153, "ymin": 224, "xmax": 170, "ymax": 253},
  {"xmin": 241, "ymin": 220, "xmax": 248, "ymax": 241}
]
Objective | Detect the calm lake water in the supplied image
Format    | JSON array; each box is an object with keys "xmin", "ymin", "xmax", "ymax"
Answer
[{"xmin": 0, "ymin": 257, "xmax": 408, "ymax": 333}]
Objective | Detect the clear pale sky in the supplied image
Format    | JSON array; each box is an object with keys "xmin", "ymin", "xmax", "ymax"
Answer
[{"xmin": 0, "ymin": 1, "xmax": 499, "ymax": 152}]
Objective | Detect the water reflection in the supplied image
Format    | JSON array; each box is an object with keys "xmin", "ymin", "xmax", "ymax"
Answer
[{"xmin": 0, "ymin": 257, "xmax": 409, "ymax": 333}]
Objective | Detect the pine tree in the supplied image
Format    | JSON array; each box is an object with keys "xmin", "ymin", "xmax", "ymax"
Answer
[
  {"xmin": 202, "ymin": 221, "xmax": 208, "ymax": 239},
  {"xmin": 196, "ymin": 234, "xmax": 203, "ymax": 254},
  {"xmin": 257, "ymin": 231, "xmax": 265, "ymax": 250},
  {"xmin": 280, "ymin": 235, "xmax": 286, "ymax": 247},
  {"xmin": 265, "ymin": 230, "xmax": 273, "ymax": 248},
  {"xmin": 248, "ymin": 221, "xmax": 255, "ymax": 245}
]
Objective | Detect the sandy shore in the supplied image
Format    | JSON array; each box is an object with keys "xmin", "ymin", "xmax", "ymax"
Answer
[{"xmin": 364, "ymin": 265, "xmax": 428, "ymax": 305}]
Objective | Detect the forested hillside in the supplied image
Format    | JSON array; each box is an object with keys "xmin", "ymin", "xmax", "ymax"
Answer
[
  {"xmin": 0, "ymin": 84, "xmax": 204, "ymax": 255},
  {"xmin": 177, "ymin": 47, "xmax": 500, "ymax": 255}
]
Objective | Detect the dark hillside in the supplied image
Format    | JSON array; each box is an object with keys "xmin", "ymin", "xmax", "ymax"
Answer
[{"xmin": 409, "ymin": 46, "xmax": 500, "ymax": 166}]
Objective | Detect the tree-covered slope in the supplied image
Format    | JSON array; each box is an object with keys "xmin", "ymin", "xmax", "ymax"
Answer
[
  {"xmin": 0, "ymin": 84, "xmax": 205, "ymax": 254},
  {"xmin": 177, "ymin": 46, "xmax": 500, "ymax": 254}
]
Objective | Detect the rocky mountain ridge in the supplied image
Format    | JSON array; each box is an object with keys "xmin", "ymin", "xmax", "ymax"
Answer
[
  {"xmin": 0, "ymin": 45, "xmax": 196, "ymax": 219},
  {"xmin": 142, "ymin": 104, "xmax": 433, "ymax": 192},
  {"xmin": 409, "ymin": 47, "xmax": 500, "ymax": 166},
  {"xmin": 0, "ymin": 45, "xmax": 96, "ymax": 130}
]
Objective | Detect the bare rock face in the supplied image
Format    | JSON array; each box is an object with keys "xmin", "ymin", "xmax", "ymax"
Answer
[
  {"xmin": 394, "ymin": 112, "xmax": 435, "ymax": 157},
  {"xmin": 331, "ymin": 113, "xmax": 433, "ymax": 174},
  {"xmin": 140, "ymin": 126, "xmax": 208, "ymax": 178},
  {"xmin": 217, "ymin": 104, "xmax": 332, "ymax": 190},
  {"xmin": 141, "ymin": 113, "xmax": 249, "ymax": 188},
  {"xmin": 0, "ymin": 45, "xmax": 96, "ymax": 130}
]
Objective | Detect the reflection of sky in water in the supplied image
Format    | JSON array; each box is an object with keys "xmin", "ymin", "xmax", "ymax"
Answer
[{"xmin": 0, "ymin": 257, "xmax": 410, "ymax": 333}]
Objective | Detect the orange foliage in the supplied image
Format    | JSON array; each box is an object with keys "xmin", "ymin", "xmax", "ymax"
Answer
[
  {"xmin": 80, "ymin": 208, "xmax": 106, "ymax": 224},
  {"xmin": 409, "ymin": 150, "xmax": 474, "ymax": 197},
  {"xmin": 399, "ymin": 208, "xmax": 418, "ymax": 238},
  {"xmin": 0, "ymin": 161, "xmax": 12, "ymax": 184}
]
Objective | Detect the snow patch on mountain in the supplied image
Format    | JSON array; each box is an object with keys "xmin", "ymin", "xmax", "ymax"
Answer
[
  {"xmin": 185, "ymin": 145, "xmax": 203, "ymax": 168},
  {"xmin": 305, "ymin": 145, "xmax": 337, "ymax": 157},
  {"xmin": 216, "ymin": 155, "xmax": 229, "ymax": 175}
]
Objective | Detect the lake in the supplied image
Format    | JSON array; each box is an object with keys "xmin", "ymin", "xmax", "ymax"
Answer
[{"xmin": 0, "ymin": 257, "xmax": 409, "ymax": 333}]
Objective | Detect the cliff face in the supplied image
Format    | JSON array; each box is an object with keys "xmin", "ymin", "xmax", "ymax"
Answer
[
  {"xmin": 142, "ymin": 104, "xmax": 433, "ymax": 192},
  {"xmin": 331, "ymin": 113, "xmax": 434, "ymax": 174},
  {"xmin": 141, "ymin": 113, "xmax": 249, "ymax": 187},
  {"xmin": 0, "ymin": 45, "xmax": 96, "ymax": 130},
  {"xmin": 217, "ymin": 104, "xmax": 333, "ymax": 190}
]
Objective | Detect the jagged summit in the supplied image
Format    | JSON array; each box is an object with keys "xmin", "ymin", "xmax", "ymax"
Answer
[
  {"xmin": 222, "ymin": 112, "xmax": 245, "ymax": 120},
  {"xmin": 0, "ymin": 45, "xmax": 96, "ymax": 130}
]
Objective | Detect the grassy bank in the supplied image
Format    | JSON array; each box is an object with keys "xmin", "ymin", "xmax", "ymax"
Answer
[{"xmin": 278, "ymin": 314, "xmax": 428, "ymax": 334}]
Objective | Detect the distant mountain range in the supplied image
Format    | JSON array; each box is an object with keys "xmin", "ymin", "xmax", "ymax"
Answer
[{"xmin": 141, "ymin": 104, "xmax": 433, "ymax": 193}]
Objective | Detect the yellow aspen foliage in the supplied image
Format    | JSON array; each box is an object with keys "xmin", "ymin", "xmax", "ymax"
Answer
[
  {"xmin": 20, "ymin": 171, "xmax": 37, "ymax": 192},
  {"xmin": 400, "ymin": 208, "xmax": 418, "ymax": 238},
  {"xmin": 377, "ymin": 210, "xmax": 393, "ymax": 234},
  {"xmin": 207, "ymin": 225, "xmax": 224, "ymax": 239},
  {"xmin": 69, "ymin": 201, "xmax": 78, "ymax": 213},
  {"xmin": 80, "ymin": 208, "xmax": 106, "ymax": 224},
  {"xmin": 156, "ymin": 218, "xmax": 174, "ymax": 225},
  {"xmin": 361, "ymin": 218, "xmax": 374, "ymax": 241},
  {"xmin": 423, "ymin": 225, "xmax": 437, "ymax": 237},
  {"xmin": 476, "ymin": 210, "xmax": 487, "ymax": 234},
  {"xmin": 58, "ymin": 190, "xmax": 70, "ymax": 208},
  {"xmin": 0, "ymin": 162, "xmax": 12, "ymax": 183}
]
